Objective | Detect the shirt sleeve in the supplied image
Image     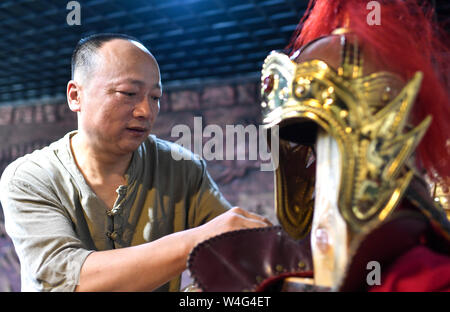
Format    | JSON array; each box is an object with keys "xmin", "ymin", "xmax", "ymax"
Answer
[
  {"xmin": 0, "ymin": 161, "xmax": 93, "ymax": 292},
  {"xmin": 187, "ymin": 158, "xmax": 232, "ymax": 228}
]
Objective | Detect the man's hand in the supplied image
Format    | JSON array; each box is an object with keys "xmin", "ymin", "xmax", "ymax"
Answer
[{"xmin": 192, "ymin": 207, "xmax": 272, "ymax": 246}]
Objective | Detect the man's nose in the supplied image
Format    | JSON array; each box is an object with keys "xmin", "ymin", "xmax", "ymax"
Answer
[{"xmin": 133, "ymin": 96, "xmax": 152, "ymax": 119}]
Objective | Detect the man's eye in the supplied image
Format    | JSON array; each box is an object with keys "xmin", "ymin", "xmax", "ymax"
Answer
[{"xmin": 118, "ymin": 91, "xmax": 136, "ymax": 97}]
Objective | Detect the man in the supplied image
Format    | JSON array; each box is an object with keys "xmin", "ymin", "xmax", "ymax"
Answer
[{"xmin": 0, "ymin": 33, "xmax": 270, "ymax": 292}]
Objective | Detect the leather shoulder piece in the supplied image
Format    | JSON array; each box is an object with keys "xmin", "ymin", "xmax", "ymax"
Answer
[{"xmin": 187, "ymin": 226, "xmax": 312, "ymax": 292}]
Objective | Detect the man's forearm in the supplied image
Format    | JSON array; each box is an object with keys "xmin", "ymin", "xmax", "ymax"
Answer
[
  {"xmin": 74, "ymin": 207, "xmax": 271, "ymax": 291},
  {"xmin": 75, "ymin": 228, "xmax": 196, "ymax": 292}
]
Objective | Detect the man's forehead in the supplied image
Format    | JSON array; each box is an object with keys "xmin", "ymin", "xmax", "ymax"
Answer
[
  {"xmin": 99, "ymin": 38, "xmax": 156, "ymax": 62},
  {"xmin": 122, "ymin": 78, "xmax": 162, "ymax": 90},
  {"xmin": 129, "ymin": 40, "xmax": 152, "ymax": 56},
  {"xmin": 95, "ymin": 39, "xmax": 160, "ymax": 75}
]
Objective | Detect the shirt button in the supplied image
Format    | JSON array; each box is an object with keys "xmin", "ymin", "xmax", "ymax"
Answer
[
  {"xmin": 107, "ymin": 209, "xmax": 121, "ymax": 217},
  {"xmin": 107, "ymin": 231, "xmax": 119, "ymax": 241}
]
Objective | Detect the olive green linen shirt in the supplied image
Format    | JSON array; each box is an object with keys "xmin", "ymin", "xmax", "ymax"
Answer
[{"xmin": 0, "ymin": 131, "xmax": 231, "ymax": 292}]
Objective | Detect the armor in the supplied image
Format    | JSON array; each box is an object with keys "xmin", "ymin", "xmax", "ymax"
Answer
[
  {"xmin": 258, "ymin": 31, "xmax": 450, "ymax": 290},
  {"xmin": 187, "ymin": 0, "xmax": 450, "ymax": 292}
]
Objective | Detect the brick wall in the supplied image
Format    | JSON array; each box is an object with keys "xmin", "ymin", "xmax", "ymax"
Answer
[{"xmin": 0, "ymin": 80, "xmax": 276, "ymax": 291}]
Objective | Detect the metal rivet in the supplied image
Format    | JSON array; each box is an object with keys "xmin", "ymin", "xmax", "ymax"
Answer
[
  {"xmin": 382, "ymin": 86, "xmax": 392, "ymax": 102},
  {"xmin": 324, "ymin": 98, "xmax": 333, "ymax": 108},
  {"xmin": 295, "ymin": 85, "xmax": 305, "ymax": 97}
]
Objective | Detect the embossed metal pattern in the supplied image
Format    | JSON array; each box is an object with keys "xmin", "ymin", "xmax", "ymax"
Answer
[{"xmin": 261, "ymin": 34, "xmax": 431, "ymax": 234}]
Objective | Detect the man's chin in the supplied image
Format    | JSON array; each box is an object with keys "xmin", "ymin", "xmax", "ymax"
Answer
[
  {"xmin": 116, "ymin": 135, "xmax": 148, "ymax": 154},
  {"xmin": 122, "ymin": 139, "xmax": 147, "ymax": 152}
]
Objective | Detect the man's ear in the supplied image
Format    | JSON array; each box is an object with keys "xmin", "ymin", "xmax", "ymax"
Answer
[{"xmin": 67, "ymin": 80, "xmax": 81, "ymax": 112}]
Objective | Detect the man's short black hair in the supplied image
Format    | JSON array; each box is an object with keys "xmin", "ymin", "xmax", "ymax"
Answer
[{"xmin": 71, "ymin": 33, "xmax": 144, "ymax": 80}]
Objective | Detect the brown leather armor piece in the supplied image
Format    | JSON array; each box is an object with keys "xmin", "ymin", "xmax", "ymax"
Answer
[{"xmin": 187, "ymin": 226, "xmax": 313, "ymax": 292}]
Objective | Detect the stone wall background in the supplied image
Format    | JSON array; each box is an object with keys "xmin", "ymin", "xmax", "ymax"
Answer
[{"xmin": 0, "ymin": 80, "xmax": 276, "ymax": 291}]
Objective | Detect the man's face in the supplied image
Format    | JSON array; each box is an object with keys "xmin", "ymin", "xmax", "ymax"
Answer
[{"xmin": 78, "ymin": 39, "xmax": 162, "ymax": 155}]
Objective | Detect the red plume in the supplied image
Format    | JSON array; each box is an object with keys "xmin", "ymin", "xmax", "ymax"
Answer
[{"xmin": 287, "ymin": 0, "xmax": 450, "ymax": 189}]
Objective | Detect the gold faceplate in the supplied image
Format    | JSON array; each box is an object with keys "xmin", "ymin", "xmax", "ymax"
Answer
[{"xmin": 261, "ymin": 35, "xmax": 430, "ymax": 235}]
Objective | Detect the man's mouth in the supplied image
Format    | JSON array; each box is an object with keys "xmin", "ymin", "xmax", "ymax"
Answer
[{"xmin": 126, "ymin": 126, "xmax": 149, "ymax": 134}]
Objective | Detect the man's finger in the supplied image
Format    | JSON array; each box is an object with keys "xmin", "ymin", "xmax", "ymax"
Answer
[{"xmin": 231, "ymin": 206, "xmax": 273, "ymax": 226}]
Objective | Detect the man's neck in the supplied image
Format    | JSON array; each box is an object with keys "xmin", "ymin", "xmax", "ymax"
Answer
[{"xmin": 70, "ymin": 132, "xmax": 132, "ymax": 186}]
